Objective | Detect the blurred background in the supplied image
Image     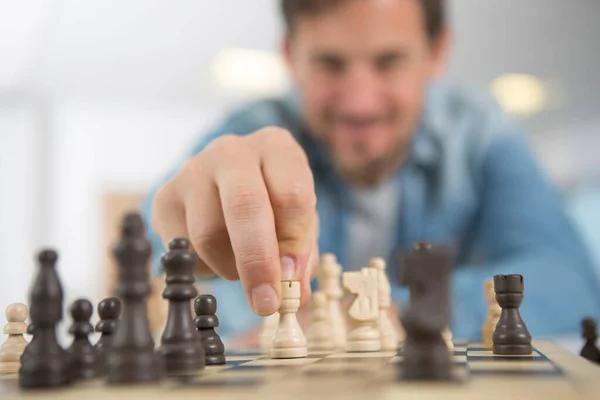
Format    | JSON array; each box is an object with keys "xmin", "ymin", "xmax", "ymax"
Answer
[{"xmin": 1, "ymin": 0, "xmax": 600, "ymax": 342}]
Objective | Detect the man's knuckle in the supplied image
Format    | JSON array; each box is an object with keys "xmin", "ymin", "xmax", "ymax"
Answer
[
  {"xmin": 151, "ymin": 182, "xmax": 177, "ymax": 230},
  {"xmin": 208, "ymin": 134, "xmax": 242, "ymax": 160},
  {"xmin": 271, "ymin": 182, "xmax": 316, "ymax": 216},
  {"xmin": 189, "ymin": 225, "xmax": 226, "ymax": 256},
  {"xmin": 239, "ymin": 250, "xmax": 276, "ymax": 277},
  {"xmin": 230, "ymin": 189, "xmax": 265, "ymax": 220}
]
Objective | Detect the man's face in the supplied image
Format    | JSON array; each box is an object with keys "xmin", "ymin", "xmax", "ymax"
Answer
[{"xmin": 284, "ymin": 0, "xmax": 448, "ymax": 181}]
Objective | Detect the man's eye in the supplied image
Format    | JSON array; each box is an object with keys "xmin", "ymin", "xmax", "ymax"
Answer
[
  {"xmin": 316, "ymin": 58, "xmax": 345, "ymax": 73},
  {"xmin": 376, "ymin": 53, "xmax": 407, "ymax": 71}
]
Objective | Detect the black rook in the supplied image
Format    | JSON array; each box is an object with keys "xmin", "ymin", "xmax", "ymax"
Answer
[{"xmin": 492, "ymin": 274, "xmax": 532, "ymax": 355}]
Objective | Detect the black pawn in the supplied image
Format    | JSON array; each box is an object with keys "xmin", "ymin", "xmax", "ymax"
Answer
[
  {"xmin": 194, "ymin": 295, "xmax": 226, "ymax": 365},
  {"xmin": 19, "ymin": 249, "xmax": 70, "ymax": 388},
  {"xmin": 67, "ymin": 299, "xmax": 102, "ymax": 380},
  {"xmin": 157, "ymin": 238, "xmax": 205, "ymax": 373},
  {"xmin": 94, "ymin": 297, "xmax": 121, "ymax": 359},
  {"xmin": 492, "ymin": 274, "xmax": 532, "ymax": 355},
  {"xmin": 106, "ymin": 212, "xmax": 164, "ymax": 384},
  {"xmin": 580, "ymin": 318, "xmax": 600, "ymax": 364}
]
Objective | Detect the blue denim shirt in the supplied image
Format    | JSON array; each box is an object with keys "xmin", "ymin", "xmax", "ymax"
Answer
[{"xmin": 141, "ymin": 82, "xmax": 600, "ymax": 340}]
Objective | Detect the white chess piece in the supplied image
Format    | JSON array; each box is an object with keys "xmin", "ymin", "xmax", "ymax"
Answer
[
  {"xmin": 0, "ymin": 303, "xmax": 29, "ymax": 374},
  {"xmin": 482, "ymin": 279, "xmax": 501, "ymax": 348},
  {"xmin": 271, "ymin": 281, "xmax": 307, "ymax": 358},
  {"xmin": 319, "ymin": 254, "xmax": 345, "ymax": 349},
  {"xmin": 368, "ymin": 258, "xmax": 398, "ymax": 351},
  {"xmin": 442, "ymin": 326, "xmax": 454, "ymax": 350},
  {"xmin": 343, "ymin": 268, "xmax": 381, "ymax": 352},
  {"xmin": 260, "ymin": 312, "xmax": 280, "ymax": 353},
  {"xmin": 306, "ymin": 292, "xmax": 335, "ymax": 352}
]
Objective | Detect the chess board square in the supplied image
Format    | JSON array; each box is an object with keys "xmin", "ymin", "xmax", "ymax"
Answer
[
  {"xmin": 469, "ymin": 360, "xmax": 558, "ymax": 373},
  {"xmin": 302, "ymin": 361, "xmax": 385, "ymax": 374},
  {"xmin": 240, "ymin": 357, "xmax": 319, "ymax": 367},
  {"xmin": 390, "ymin": 354, "xmax": 468, "ymax": 364},
  {"xmin": 452, "ymin": 346, "xmax": 467, "ymax": 353},
  {"xmin": 468, "ymin": 350, "xmax": 542, "ymax": 359},
  {"xmin": 225, "ymin": 355, "xmax": 263, "ymax": 362},
  {"xmin": 325, "ymin": 351, "xmax": 397, "ymax": 359},
  {"xmin": 466, "ymin": 343, "xmax": 488, "ymax": 350},
  {"xmin": 202, "ymin": 365, "xmax": 234, "ymax": 373}
]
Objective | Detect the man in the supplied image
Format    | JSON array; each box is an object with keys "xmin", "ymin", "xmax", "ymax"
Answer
[{"xmin": 143, "ymin": 0, "xmax": 600, "ymax": 342}]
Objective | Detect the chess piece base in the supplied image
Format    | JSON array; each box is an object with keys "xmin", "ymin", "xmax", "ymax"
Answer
[
  {"xmin": 107, "ymin": 351, "xmax": 164, "ymax": 384},
  {"xmin": 482, "ymin": 326, "xmax": 495, "ymax": 348},
  {"xmin": 270, "ymin": 347, "xmax": 307, "ymax": 359},
  {"xmin": 493, "ymin": 343, "xmax": 532, "ymax": 355},
  {"xmin": 19, "ymin": 362, "xmax": 70, "ymax": 388},
  {"xmin": 206, "ymin": 354, "xmax": 226, "ymax": 365},
  {"xmin": 346, "ymin": 340, "xmax": 381, "ymax": 353},
  {"xmin": 161, "ymin": 353, "xmax": 205, "ymax": 374},
  {"xmin": 380, "ymin": 335, "xmax": 398, "ymax": 352},
  {"xmin": 401, "ymin": 339, "xmax": 452, "ymax": 381},
  {"xmin": 0, "ymin": 361, "xmax": 20, "ymax": 374}
]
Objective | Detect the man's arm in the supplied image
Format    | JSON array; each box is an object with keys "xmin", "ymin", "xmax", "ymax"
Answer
[
  {"xmin": 452, "ymin": 133, "xmax": 600, "ymax": 339},
  {"xmin": 139, "ymin": 99, "xmax": 318, "ymax": 341}
]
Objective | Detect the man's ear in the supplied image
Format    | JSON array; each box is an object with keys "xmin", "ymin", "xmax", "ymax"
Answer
[
  {"xmin": 430, "ymin": 28, "xmax": 452, "ymax": 78},
  {"xmin": 281, "ymin": 33, "xmax": 295, "ymax": 77}
]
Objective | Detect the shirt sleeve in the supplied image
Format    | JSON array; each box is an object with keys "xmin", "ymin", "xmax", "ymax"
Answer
[{"xmin": 452, "ymin": 132, "xmax": 600, "ymax": 339}]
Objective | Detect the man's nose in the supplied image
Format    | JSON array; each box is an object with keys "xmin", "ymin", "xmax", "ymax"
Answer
[{"xmin": 337, "ymin": 65, "xmax": 384, "ymax": 116}]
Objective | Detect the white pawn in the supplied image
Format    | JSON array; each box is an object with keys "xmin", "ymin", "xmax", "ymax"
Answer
[
  {"xmin": 368, "ymin": 258, "xmax": 398, "ymax": 351},
  {"xmin": 260, "ymin": 312, "xmax": 279, "ymax": 354},
  {"xmin": 0, "ymin": 303, "xmax": 29, "ymax": 374},
  {"xmin": 306, "ymin": 292, "xmax": 335, "ymax": 352},
  {"xmin": 271, "ymin": 281, "xmax": 307, "ymax": 358},
  {"xmin": 443, "ymin": 326, "xmax": 454, "ymax": 350}
]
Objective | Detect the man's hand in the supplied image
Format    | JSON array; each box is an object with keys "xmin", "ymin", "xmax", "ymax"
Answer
[{"xmin": 151, "ymin": 127, "xmax": 319, "ymax": 316}]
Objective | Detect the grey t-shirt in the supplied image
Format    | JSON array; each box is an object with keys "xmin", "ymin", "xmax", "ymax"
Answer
[{"xmin": 347, "ymin": 176, "xmax": 401, "ymax": 272}]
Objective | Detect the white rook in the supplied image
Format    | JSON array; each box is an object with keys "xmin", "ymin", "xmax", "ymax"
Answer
[{"xmin": 270, "ymin": 281, "xmax": 307, "ymax": 359}]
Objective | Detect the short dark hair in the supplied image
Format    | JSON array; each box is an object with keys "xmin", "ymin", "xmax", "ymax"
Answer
[{"xmin": 281, "ymin": 0, "xmax": 446, "ymax": 41}]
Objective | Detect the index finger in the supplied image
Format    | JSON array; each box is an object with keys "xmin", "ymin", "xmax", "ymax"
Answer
[{"xmin": 212, "ymin": 140, "xmax": 281, "ymax": 316}]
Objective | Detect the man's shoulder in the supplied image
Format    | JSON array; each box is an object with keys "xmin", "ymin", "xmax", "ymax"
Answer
[
  {"xmin": 425, "ymin": 81, "xmax": 523, "ymax": 153},
  {"xmin": 427, "ymin": 82, "xmax": 512, "ymax": 131}
]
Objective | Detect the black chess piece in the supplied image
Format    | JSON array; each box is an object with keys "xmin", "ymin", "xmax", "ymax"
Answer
[
  {"xmin": 19, "ymin": 249, "xmax": 70, "ymax": 388},
  {"xmin": 397, "ymin": 241, "xmax": 451, "ymax": 380},
  {"xmin": 94, "ymin": 297, "xmax": 121, "ymax": 360},
  {"xmin": 67, "ymin": 299, "xmax": 103, "ymax": 380},
  {"xmin": 106, "ymin": 212, "xmax": 164, "ymax": 384},
  {"xmin": 194, "ymin": 295, "xmax": 226, "ymax": 365},
  {"xmin": 492, "ymin": 274, "xmax": 532, "ymax": 355},
  {"xmin": 157, "ymin": 238, "xmax": 205, "ymax": 373},
  {"xmin": 580, "ymin": 318, "xmax": 600, "ymax": 364}
]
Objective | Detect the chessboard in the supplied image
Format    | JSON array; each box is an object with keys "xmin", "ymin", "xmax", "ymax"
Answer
[{"xmin": 1, "ymin": 340, "xmax": 600, "ymax": 400}]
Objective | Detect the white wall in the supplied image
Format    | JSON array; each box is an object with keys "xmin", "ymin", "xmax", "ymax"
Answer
[
  {"xmin": 0, "ymin": 99, "xmax": 229, "ymax": 343},
  {"xmin": 0, "ymin": 104, "xmax": 44, "ymax": 331},
  {"xmin": 47, "ymin": 100, "xmax": 227, "ymax": 315}
]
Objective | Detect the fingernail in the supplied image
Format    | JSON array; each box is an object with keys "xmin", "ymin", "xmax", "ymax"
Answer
[
  {"xmin": 251, "ymin": 284, "xmax": 278, "ymax": 314},
  {"xmin": 281, "ymin": 256, "xmax": 296, "ymax": 280}
]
